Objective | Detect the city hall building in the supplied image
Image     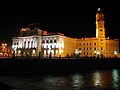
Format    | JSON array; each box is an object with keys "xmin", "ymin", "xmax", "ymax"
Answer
[
  {"xmin": 12, "ymin": 28, "xmax": 77, "ymax": 58},
  {"xmin": 12, "ymin": 8, "xmax": 119, "ymax": 58}
]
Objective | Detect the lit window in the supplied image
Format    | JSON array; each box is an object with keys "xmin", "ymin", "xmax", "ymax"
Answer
[
  {"xmin": 48, "ymin": 50, "xmax": 50, "ymax": 54},
  {"xmin": 59, "ymin": 49, "xmax": 63, "ymax": 54},
  {"xmin": 32, "ymin": 50, "xmax": 35, "ymax": 54},
  {"xmin": 56, "ymin": 50, "xmax": 58, "ymax": 54},
  {"xmin": 18, "ymin": 50, "xmax": 21, "ymax": 54},
  {"xmin": 44, "ymin": 50, "xmax": 46, "ymax": 54}
]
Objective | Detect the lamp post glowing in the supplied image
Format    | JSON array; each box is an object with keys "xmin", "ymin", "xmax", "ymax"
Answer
[
  {"xmin": 75, "ymin": 49, "xmax": 82, "ymax": 59},
  {"xmin": 114, "ymin": 51, "xmax": 117, "ymax": 58},
  {"xmin": 94, "ymin": 50, "xmax": 100, "ymax": 58},
  {"xmin": 97, "ymin": 50, "xmax": 100, "ymax": 58}
]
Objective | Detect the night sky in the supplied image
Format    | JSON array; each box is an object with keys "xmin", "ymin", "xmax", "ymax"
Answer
[{"xmin": 0, "ymin": 1, "xmax": 119, "ymax": 45}]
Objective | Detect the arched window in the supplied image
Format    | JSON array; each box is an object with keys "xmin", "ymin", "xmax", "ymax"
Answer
[
  {"xmin": 54, "ymin": 39, "xmax": 57, "ymax": 43},
  {"xmin": 42, "ymin": 40, "xmax": 45, "ymax": 43},
  {"xmin": 28, "ymin": 41, "xmax": 30, "ymax": 48},
  {"xmin": 46, "ymin": 40, "xmax": 49, "ymax": 43},
  {"xmin": 50, "ymin": 39, "xmax": 52, "ymax": 43},
  {"xmin": 31, "ymin": 41, "xmax": 33, "ymax": 48}
]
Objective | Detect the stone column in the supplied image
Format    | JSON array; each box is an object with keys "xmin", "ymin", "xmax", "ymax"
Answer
[{"xmin": 36, "ymin": 36, "xmax": 42, "ymax": 56}]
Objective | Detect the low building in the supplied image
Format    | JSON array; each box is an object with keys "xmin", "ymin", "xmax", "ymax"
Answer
[{"xmin": 0, "ymin": 43, "xmax": 12, "ymax": 57}]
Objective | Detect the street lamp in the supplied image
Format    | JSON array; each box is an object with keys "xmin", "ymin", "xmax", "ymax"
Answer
[
  {"xmin": 97, "ymin": 50, "xmax": 100, "ymax": 58},
  {"xmin": 94, "ymin": 50, "xmax": 100, "ymax": 58},
  {"xmin": 75, "ymin": 49, "xmax": 82, "ymax": 59},
  {"xmin": 114, "ymin": 51, "xmax": 117, "ymax": 58}
]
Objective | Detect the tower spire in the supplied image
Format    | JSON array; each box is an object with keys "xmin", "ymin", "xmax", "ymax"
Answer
[{"xmin": 96, "ymin": 7, "xmax": 105, "ymax": 38}]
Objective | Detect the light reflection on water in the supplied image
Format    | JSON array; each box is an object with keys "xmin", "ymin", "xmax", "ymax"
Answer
[
  {"xmin": 72, "ymin": 73, "xmax": 84, "ymax": 88},
  {"xmin": 112, "ymin": 69, "xmax": 119, "ymax": 88},
  {"xmin": 93, "ymin": 71, "xmax": 101, "ymax": 87},
  {"xmin": 0, "ymin": 69, "xmax": 119, "ymax": 90}
]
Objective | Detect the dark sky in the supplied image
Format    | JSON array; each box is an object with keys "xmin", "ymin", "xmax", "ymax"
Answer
[{"xmin": 0, "ymin": 1, "xmax": 119, "ymax": 44}]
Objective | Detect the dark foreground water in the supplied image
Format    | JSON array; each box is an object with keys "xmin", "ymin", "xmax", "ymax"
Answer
[{"xmin": 0, "ymin": 69, "xmax": 119, "ymax": 90}]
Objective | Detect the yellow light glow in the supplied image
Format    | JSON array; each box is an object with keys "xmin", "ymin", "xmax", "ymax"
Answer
[
  {"xmin": 44, "ymin": 50, "xmax": 46, "ymax": 54},
  {"xmin": 59, "ymin": 49, "xmax": 63, "ymax": 54},
  {"xmin": 75, "ymin": 49, "xmax": 79, "ymax": 54},
  {"xmin": 48, "ymin": 50, "xmax": 50, "ymax": 54},
  {"xmin": 18, "ymin": 50, "xmax": 21, "ymax": 54},
  {"xmin": 56, "ymin": 50, "xmax": 58, "ymax": 54},
  {"xmin": 5, "ymin": 44, "xmax": 7, "ymax": 46},
  {"xmin": 21, "ymin": 28, "xmax": 27, "ymax": 31},
  {"xmin": 32, "ymin": 50, "xmax": 36, "ymax": 54},
  {"xmin": 114, "ymin": 51, "xmax": 117, "ymax": 55}
]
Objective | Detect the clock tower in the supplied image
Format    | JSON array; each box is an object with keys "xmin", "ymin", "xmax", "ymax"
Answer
[{"xmin": 96, "ymin": 8, "xmax": 105, "ymax": 38}]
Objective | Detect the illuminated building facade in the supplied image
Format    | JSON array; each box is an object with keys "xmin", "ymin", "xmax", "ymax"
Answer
[
  {"xmin": 12, "ymin": 27, "xmax": 77, "ymax": 57},
  {"xmin": 0, "ymin": 43, "xmax": 12, "ymax": 57},
  {"xmin": 77, "ymin": 8, "xmax": 119, "ymax": 58},
  {"xmin": 12, "ymin": 8, "xmax": 119, "ymax": 58}
]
